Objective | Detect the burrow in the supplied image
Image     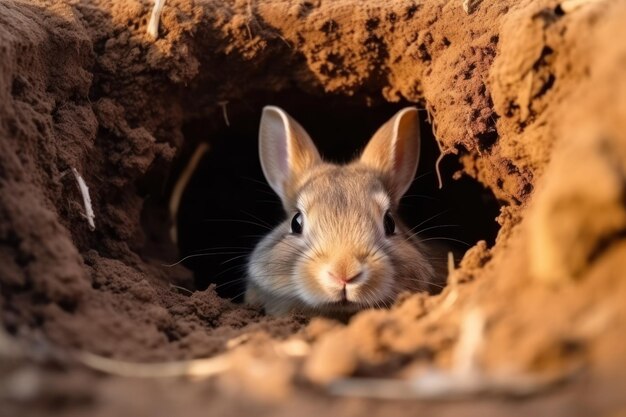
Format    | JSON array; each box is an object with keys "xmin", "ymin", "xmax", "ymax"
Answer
[{"xmin": 9, "ymin": 2, "xmax": 626, "ymax": 408}]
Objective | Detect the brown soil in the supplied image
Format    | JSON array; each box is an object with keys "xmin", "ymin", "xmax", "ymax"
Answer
[{"xmin": 2, "ymin": 0, "xmax": 626, "ymax": 416}]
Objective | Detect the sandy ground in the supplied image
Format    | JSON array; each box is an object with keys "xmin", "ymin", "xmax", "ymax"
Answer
[{"xmin": 1, "ymin": 0, "xmax": 626, "ymax": 415}]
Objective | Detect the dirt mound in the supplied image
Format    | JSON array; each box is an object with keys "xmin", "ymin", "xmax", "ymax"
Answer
[{"xmin": 1, "ymin": 0, "xmax": 626, "ymax": 415}]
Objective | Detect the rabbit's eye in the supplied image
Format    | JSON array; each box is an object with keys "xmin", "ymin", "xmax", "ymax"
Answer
[
  {"xmin": 383, "ymin": 211, "xmax": 395, "ymax": 236},
  {"xmin": 291, "ymin": 212, "xmax": 303, "ymax": 234}
]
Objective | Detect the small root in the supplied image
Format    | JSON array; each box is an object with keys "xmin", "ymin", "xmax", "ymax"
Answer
[
  {"xmin": 147, "ymin": 0, "xmax": 166, "ymax": 39},
  {"xmin": 77, "ymin": 351, "xmax": 230, "ymax": 379},
  {"xmin": 71, "ymin": 167, "xmax": 96, "ymax": 231},
  {"xmin": 425, "ymin": 102, "xmax": 448, "ymax": 189},
  {"xmin": 169, "ymin": 143, "xmax": 210, "ymax": 243},
  {"xmin": 77, "ymin": 339, "xmax": 309, "ymax": 379},
  {"xmin": 169, "ymin": 284, "xmax": 194, "ymax": 296},
  {"xmin": 218, "ymin": 101, "xmax": 231, "ymax": 127},
  {"xmin": 434, "ymin": 149, "xmax": 447, "ymax": 190},
  {"xmin": 245, "ymin": 0, "xmax": 254, "ymax": 39},
  {"xmin": 447, "ymin": 251, "xmax": 456, "ymax": 275}
]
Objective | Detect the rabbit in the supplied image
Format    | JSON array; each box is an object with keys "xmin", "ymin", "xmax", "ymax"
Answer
[{"xmin": 246, "ymin": 106, "xmax": 441, "ymax": 316}]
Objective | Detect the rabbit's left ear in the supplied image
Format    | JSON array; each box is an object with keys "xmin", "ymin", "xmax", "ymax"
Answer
[{"xmin": 359, "ymin": 107, "xmax": 421, "ymax": 203}]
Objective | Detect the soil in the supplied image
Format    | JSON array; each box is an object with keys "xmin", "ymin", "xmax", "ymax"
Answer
[{"xmin": 1, "ymin": 0, "xmax": 626, "ymax": 416}]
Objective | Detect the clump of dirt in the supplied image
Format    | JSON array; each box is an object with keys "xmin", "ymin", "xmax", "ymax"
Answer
[{"xmin": 1, "ymin": 0, "xmax": 626, "ymax": 415}]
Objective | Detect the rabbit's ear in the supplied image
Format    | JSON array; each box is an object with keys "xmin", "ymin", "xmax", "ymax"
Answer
[
  {"xmin": 259, "ymin": 106, "xmax": 321, "ymax": 203},
  {"xmin": 359, "ymin": 107, "xmax": 421, "ymax": 203}
]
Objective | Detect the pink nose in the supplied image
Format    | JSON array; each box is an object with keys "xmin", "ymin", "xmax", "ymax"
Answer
[{"xmin": 328, "ymin": 270, "xmax": 362, "ymax": 285}]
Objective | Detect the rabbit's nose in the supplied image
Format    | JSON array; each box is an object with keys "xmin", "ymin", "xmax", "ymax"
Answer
[
  {"xmin": 328, "ymin": 270, "xmax": 363, "ymax": 285},
  {"xmin": 327, "ymin": 259, "xmax": 364, "ymax": 285}
]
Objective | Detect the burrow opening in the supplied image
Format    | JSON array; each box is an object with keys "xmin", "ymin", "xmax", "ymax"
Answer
[{"xmin": 156, "ymin": 91, "xmax": 501, "ymax": 301}]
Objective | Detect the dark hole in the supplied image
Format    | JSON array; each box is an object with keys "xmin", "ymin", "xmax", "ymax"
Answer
[
  {"xmin": 174, "ymin": 92, "xmax": 501, "ymax": 301},
  {"xmin": 554, "ymin": 5, "xmax": 565, "ymax": 16}
]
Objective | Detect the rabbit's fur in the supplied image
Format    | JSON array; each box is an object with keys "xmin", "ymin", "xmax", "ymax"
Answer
[{"xmin": 246, "ymin": 106, "xmax": 438, "ymax": 316}]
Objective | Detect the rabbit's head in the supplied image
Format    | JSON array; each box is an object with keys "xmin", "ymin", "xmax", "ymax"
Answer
[{"xmin": 246, "ymin": 106, "xmax": 436, "ymax": 316}]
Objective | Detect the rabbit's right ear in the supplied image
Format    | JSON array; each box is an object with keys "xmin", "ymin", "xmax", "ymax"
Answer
[
  {"xmin": 359, "ymin": 107, "xmax": 421, "ymax": 204},
  {"xmin": 259, "ymin": 106, "xmax": 321, "ymax": 203}
]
